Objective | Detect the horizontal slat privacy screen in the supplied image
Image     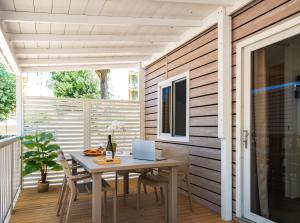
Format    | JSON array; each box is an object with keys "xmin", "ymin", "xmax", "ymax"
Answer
[{"xmin": 23, "ymin": 96, "xmax": 140, "ymax": 188}]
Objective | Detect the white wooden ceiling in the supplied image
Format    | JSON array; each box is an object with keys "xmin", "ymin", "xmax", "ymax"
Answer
[{"xmin": 0, "ymin": 0, "xmax": 235, "ymax": 72}]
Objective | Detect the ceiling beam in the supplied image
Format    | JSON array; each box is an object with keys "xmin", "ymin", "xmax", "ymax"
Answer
[
  {"xmin": 14, "ymin": 47, "xmax": 163, "ymax": 56},
  {"xmin": 8, "ymin": 33, "xmax": 179, "ymax": 43},
  {"xmin": 21, "ymin": 63, "xmax": 139, "ymax": 72},
  {"xmin": 0, "ymin": 11, "xmax": 202, "ymax": 27},
  {"xmin": 0, "ymin": 24, "xmax": 20, "ymax": 74},
  {"xmin": 153, "ymin": 0, "xmax": 234, "ymax": 5},
  {"xmin": 18, "ymin": 56, "xmax": 150, "ymax": 67}
]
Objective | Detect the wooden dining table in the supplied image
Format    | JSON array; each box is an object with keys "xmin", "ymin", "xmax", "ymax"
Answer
[{"xmin": 69, "ymin": 151, "xmax": 182, "ymax": 223}]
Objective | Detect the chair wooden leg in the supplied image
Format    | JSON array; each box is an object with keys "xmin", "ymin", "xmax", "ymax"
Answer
[
  {"xmin": 57, "ymin": 177, "xmax": 67, "ymax": 216},
  {"xmin": 60, "ymin": 186, "xmax": 70, "ymax": 220},
  {"xmin": 58, "ymin": 177, "xmax": 66, "ymax": 204},
  {"xmin": 154, "ymin": 187, "xmax": 159, "ymax": 201},
  {"xmin": 137, "ymin": 178, "xmax": 141, "ymax": 211},
  {"xmin": 113, "ymin": 190, "xmax": 117, "ymax": 223},
  {"xmin": 123, "ymin": 172, "xmax": 129, "ymax": 200},
  {"xmin": 115, "ymin": 173, "xmax": 118, "ymax": 195},
  {"xmin": 143, "ymin": 183, "xmax": 147, "ymax": 194},
  {"xmin": 160, "ymin": 186, "xmax": 164, "ymax": 204},
  {"xmin": 74, "ymin": 184, "xmax": 78, "ymax": 202},
  {"xmin": 186, "ymin": 176, "xmax": 193, "ymax": 211},
  {"xmin": 65, "ymin": 188, "xmax": 75, "ymax": 223}
]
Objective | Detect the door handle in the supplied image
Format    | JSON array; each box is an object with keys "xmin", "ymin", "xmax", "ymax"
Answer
[{"xmin": 243, "ymin": 130, "xmax": 249, "ymax": 149}]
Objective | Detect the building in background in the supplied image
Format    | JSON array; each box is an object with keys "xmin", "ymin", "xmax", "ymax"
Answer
[
  {"xmin": 24, "ymin": 72, "xmax": 53, "ymax": 97},
  {"xmin": 128, "ymin": 70, "xmax": 139, "ymax": 101}
]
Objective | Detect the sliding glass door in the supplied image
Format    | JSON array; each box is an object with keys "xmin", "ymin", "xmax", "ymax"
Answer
[{"xmin": 244, "ymin": 34, "xmax": 300, "ymax": 223}]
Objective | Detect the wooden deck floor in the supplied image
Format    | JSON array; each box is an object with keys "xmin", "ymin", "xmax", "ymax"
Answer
[{"xmin": 11, "ymin": 180, "xmax": 232, "ymax": 223}]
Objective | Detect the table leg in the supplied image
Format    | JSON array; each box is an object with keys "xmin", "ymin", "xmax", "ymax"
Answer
[
  {"xmin": 123, "ymin": 171, "xmax": 129, "ymax": 195},
  {"xmin": 92, "ymin": 173, "xmax": 102, "ymax": 223},
  {"xmin": 168, "ymin": 167, "xmax": 178, "ymax": 223}
]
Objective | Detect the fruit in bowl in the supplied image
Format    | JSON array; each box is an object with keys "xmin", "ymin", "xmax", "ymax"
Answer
[{"xmin": 83, "ymin": 148, "xmax": 102, "ymax": 156}]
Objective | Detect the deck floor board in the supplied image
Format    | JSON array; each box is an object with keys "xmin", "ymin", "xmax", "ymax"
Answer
[{"xmin": 11, "ymin": 180, "xmax": 232, "ymax": 223}]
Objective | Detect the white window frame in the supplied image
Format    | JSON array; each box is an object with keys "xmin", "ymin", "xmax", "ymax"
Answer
[{"xmin": 157, "ymin": 71, "xmax": 189, "ymax": 142}]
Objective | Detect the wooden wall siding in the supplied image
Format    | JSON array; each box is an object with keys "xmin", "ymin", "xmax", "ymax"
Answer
[
  {"xmin": 231, "ymin": 0, "xmax": 300, "ymax": 214},
  {"xmin": 144, "ymin": 25, "xmax": 221, "ymax": 213}
]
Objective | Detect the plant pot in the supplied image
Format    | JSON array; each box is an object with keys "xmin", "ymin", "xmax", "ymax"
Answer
[{"xmin": 37, "ymin": 181, "xmax": 49, "ymax": 193}]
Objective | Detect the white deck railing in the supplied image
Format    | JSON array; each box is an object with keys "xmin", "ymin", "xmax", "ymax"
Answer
[
  {"xmin": 23, "ymin": 96, "xmax": 140, "ymax": 188},
  {"xmin": 0, "ymin": 137, "xmax": 22, "ymax": 223}
]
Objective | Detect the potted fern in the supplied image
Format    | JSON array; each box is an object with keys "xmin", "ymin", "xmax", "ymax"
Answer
[{"xmin": 22, "ymin": 132, "xmax": 62, "ymax": 192}]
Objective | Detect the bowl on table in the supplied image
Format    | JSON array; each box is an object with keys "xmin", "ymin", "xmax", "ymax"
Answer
[{"xmin": 83, "ymin": 148, "xmax": 103, "ymax": 156}]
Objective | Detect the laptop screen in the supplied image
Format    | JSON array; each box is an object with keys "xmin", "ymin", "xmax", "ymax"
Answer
[{"xmin": 132, "ymin": 140, "xmax": 156, "ymax": 160}]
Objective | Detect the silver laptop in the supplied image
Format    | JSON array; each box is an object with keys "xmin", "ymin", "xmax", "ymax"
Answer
[{"xmin": 132, "ymin": 139, "xmax": 166, "ymax": 161}]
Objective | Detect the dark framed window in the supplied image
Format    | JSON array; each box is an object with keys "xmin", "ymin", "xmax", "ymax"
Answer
[{"xmin": 158, "ymin": 72, "xmax": 189, "ymax": 142}]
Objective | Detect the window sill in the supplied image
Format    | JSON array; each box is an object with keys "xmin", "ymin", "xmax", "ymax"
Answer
[{"xmin": 157, "ymin": 135, "xmax": 189, "ymax": 143}]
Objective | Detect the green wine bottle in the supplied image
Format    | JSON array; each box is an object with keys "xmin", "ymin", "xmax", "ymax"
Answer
[{"xmin": 106, "ymin": 135, "xmax": 113, "ymax": 161}]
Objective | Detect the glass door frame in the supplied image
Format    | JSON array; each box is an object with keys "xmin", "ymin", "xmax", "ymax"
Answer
[{"xmin": 235, "ymin": 17, "xmax": 300, "ymax": 223}]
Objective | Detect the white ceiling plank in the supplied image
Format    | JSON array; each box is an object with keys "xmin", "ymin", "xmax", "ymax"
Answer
[
  {"xmin": 153, "ymin": 0, "xmax": 234, "ymax": 6},
  {"xmin": 12, "ymin": 42, "xmax": 24, "ymax": 49},
  {"xmin": 64, "ymin": 24, "xmax": 80, "ymax": 34},
  {"xmin": 52, "ymin": 0, "xmax": 71, "ymax": 13},
  {"xmin": 14, "ymin": 47, "xmax": 163, "ymax": 56},
  {"xmin": 68, "ymin": 0, "xmax": 89, "ymax": 14},
  {"xmin": 4, "ymin": 22, "xmax": 21, "ymax": 33},
  {"xmin": 35, "ymin": 23, "xmax": 51, "ymax": 33},
  {"xmin": 82, "ymin": 41, "xmax": 161, "ymax": 48},
  {"xmin": 36, "ymin": 41, "xmax": 50, "ymax": 49},
  {"xmin": 145, "ymin": 10, "xmax": 216, "ymax": 66},
  {"xmin": 49, "ymin": 41, "xmax": 62, "ymax": 48},
  {"xmin": 21, "ymin": 63, "xmax": 138, "ymax": 72},
  {"xmin": 0, "ymin": 0, "xmax": 15, "ymax": 10},
  {"xmin": 226, "ymin": 0, "xmax": 254, "ymax": 15},
  {"xmin": 0, "ymin": 11, "xmax": 202, "ymax": 27},
  {"xmin": 14, "ymin": 0, "xmax": 34, "ymax": 12},
  {"xmin": 101, "ymin": 0, "xmax": 159, "ymax": 18},
  {"xmin": 50, "ymin": 23, "xmax": 66, "ymax": 34},
  {"xmin": 61, "ymin": 42, "xmax": 73, "ymax": 48},
  {"xmin": 23, "ymin": 42, "xmax": 38, "ymax": 49},
  {"xmin": 84, "ymin": 0, "xmax": 106, "ymax": 15},
  {"xmin": 8, "ymin": 33, "xmax": 180, "ymax": 43},
  {"xmin": 18, "ymin": 56, "xmax": 150, "ymax": 66},
  {"xmin": 77, "ymin": 25, "xmax": 94, "ymax": 35},
  {"xmin": 19, "ymin": 22, "xmax": 36, "ymax": 33},
  {"xmin": 71, "ymin": 41, "xmax": 84, "ymax": 48},
  {"xmin": 33, "ymin": 0, "xmax": 53, "ymax": 13}
]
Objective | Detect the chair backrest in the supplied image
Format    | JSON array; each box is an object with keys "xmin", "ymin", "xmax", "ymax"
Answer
[
  {"xmin": 160, "ymin": 144, "xmax": 190, "ymax": 175},
  {"xmin": 57, "ymin": 149, "xmax": 66, "ymax": 161},
  {"xmin": 57, "ymin": 150, "xmax": 73, "ymax": 182}
]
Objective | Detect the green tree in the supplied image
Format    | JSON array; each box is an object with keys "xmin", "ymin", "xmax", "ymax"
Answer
[
  {"xmin": 50, "ymin": 70, "xmax": 100, "ymax": 99},
  {"xmin": 0, "ymin": 64, "xmax": 16, "ymax": 121}
]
